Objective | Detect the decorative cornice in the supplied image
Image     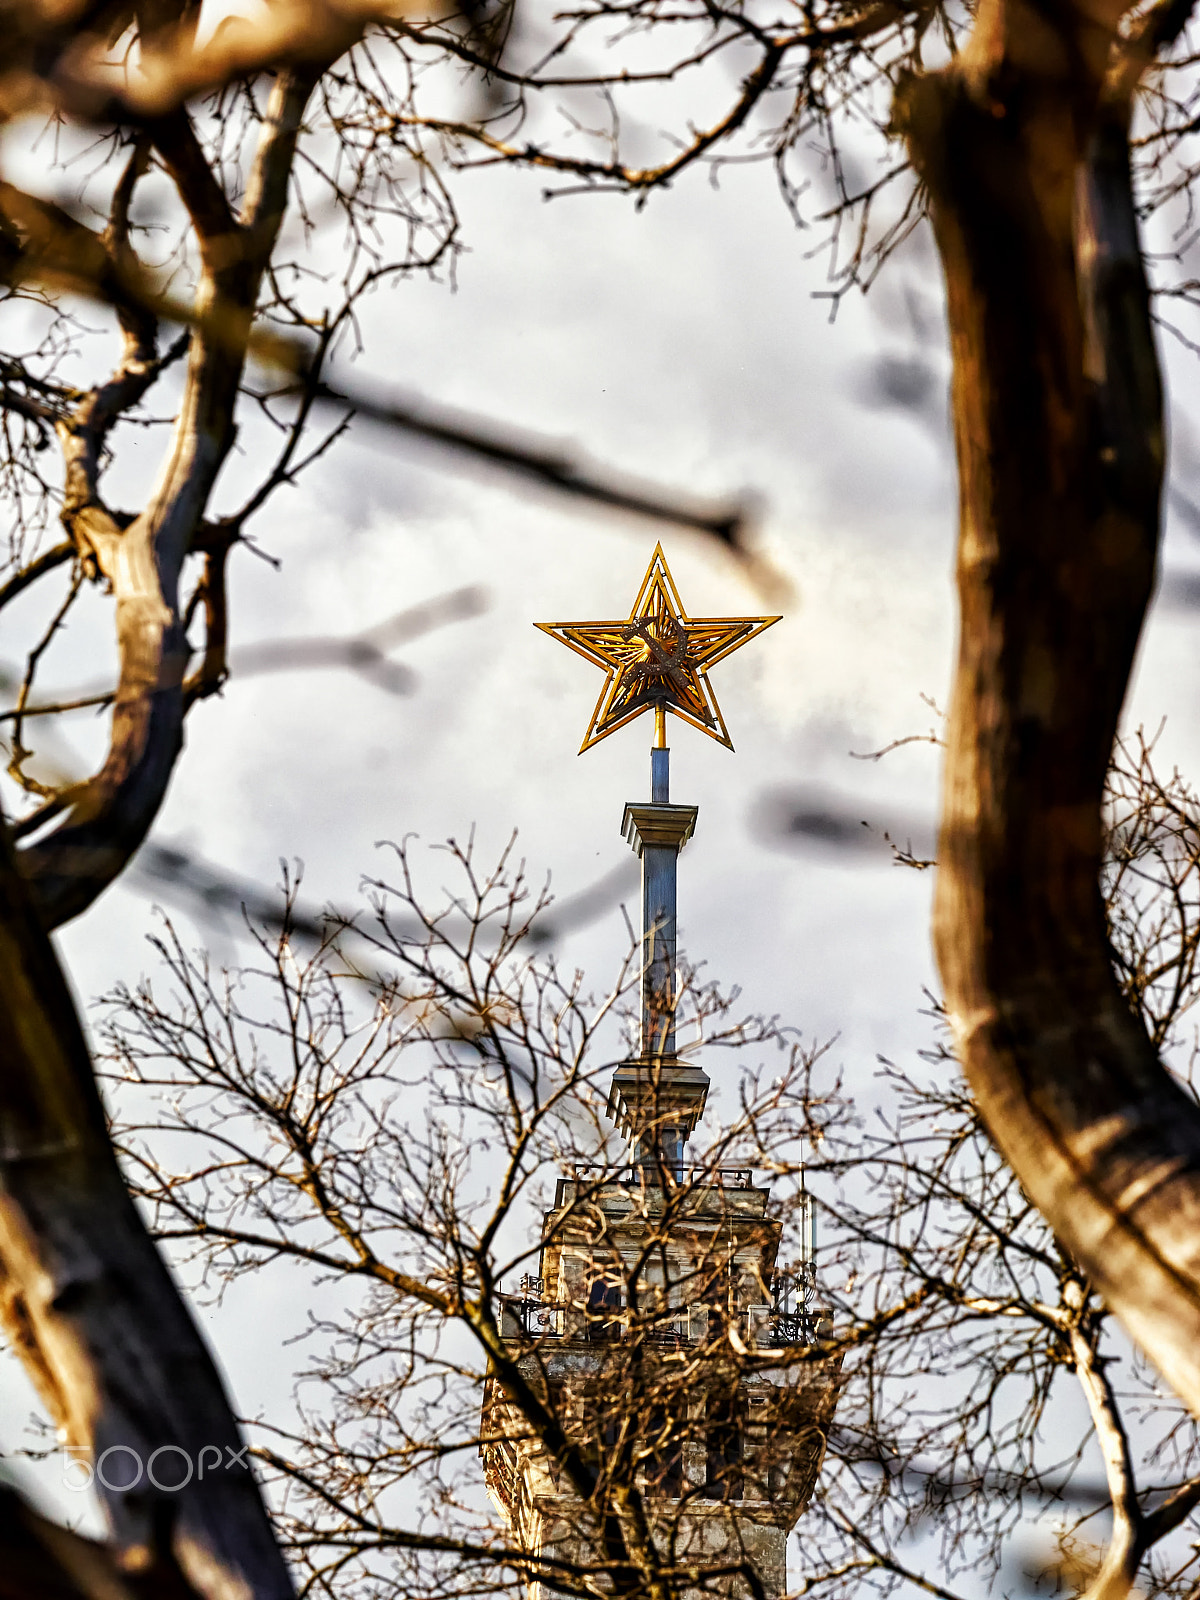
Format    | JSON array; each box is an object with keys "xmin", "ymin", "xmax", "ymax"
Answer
[
  {"xmin": 607, "ymin": 1056, "xmax": 710, "ymax": 1137},
  {"xmin": 622, "ymin": 802, "xmax": 698, "ymax": 855}
]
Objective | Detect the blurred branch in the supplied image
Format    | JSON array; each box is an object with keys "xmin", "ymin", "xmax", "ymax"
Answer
[
  {"xmin": 849, "ymin": 732, "xmax": 943, "ymax": 762},
  {"xmin": 232, "ymin": 583, "xmax": 489, "ymax": 692},
  {"xmin": 311, "ymin": 377, "xmax": 759, "ymax": 554},
  {"xmin": 130, "ymin": 840, "xmax": 637, "ymax": 948},
  {"xmin": 0, "ymin": 583, "xmax": 495, "ymax": 738},
  {"xmin": 751, "ymin": 784, "xmax": 935, "ymax": 866}
]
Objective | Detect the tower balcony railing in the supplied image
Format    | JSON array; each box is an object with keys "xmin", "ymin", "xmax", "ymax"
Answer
[
  {"xmin": 587, "ymin": 1304, "xmax": 824, "ymax": 1348},
  {"xmin": 498, "ymin": 1279, "xmax": 825, "ymax": 1348},
  {"xmin": 498, "ymin": 1301, "xmax": 822, "ymax": 1348},
  {"xmin": 571, "ymin": 1162, "xmax": 755, "ymax": 1190}
]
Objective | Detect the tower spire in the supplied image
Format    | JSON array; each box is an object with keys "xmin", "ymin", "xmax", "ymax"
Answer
[{"xmin": 536, "ymin": 544, "xmax": 781, "ymax": 1173}]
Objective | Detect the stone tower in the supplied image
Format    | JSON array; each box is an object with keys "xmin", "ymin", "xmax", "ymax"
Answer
[{"xmin": 488, "ymin": 549, "xmax": 841, "ymax": 1596}]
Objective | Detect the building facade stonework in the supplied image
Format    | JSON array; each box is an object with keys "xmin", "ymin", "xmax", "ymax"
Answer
[{"xmin": 482, "ymin": 1156, "xmax": 841, "ymax": 1597}]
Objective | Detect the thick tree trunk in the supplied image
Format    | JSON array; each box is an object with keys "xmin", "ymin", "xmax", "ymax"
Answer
[
  {"xmin": 899, "ymin": 4, "xmax": 1200, "ymax": 1418},
  {"xmin": 0, "ymin": 819, "xmax": 293, "ymax": 1599}
]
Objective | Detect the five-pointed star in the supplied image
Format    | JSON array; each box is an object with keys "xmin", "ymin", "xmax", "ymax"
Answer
[{"xmin": 536, "ymin": 544, "xmax": 781, "ymax": 753}]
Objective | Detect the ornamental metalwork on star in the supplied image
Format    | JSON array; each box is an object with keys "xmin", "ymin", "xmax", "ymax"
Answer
[{"xmin": 536, "ymin": 543, "xmax": 780, "ymax": 752}]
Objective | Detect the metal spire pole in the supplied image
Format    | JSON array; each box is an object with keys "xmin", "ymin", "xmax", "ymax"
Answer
[
  {"xmin": 613, "ymin": 709, "xmax": 706, "ymax": 1171},
  {"xmin": 634, "ymin": 712, "xmax": 686, "ymax": 1055},
  {"xmin": 535, "ymin": 544, "xmax": 781, "ymax": 1177}
]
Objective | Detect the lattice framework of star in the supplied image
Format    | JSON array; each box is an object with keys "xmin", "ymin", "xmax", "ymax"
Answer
[{"xmin": 536, "ymin": 544, "xmax": 781, "ymax": 752}]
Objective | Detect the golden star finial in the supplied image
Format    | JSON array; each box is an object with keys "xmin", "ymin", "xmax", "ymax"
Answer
[{"xmin": 536, "ymin": 544, "xmax": 781, "ymax": 753}]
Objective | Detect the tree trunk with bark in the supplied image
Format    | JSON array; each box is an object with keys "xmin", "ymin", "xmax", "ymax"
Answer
[
  {"xmin": 899, "ymin": 0, "xmax": 1200, "ymax": 1418},
  {"xmin": 0, "ymin": 816, "xmax": 295, "ymax": 1598}
]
